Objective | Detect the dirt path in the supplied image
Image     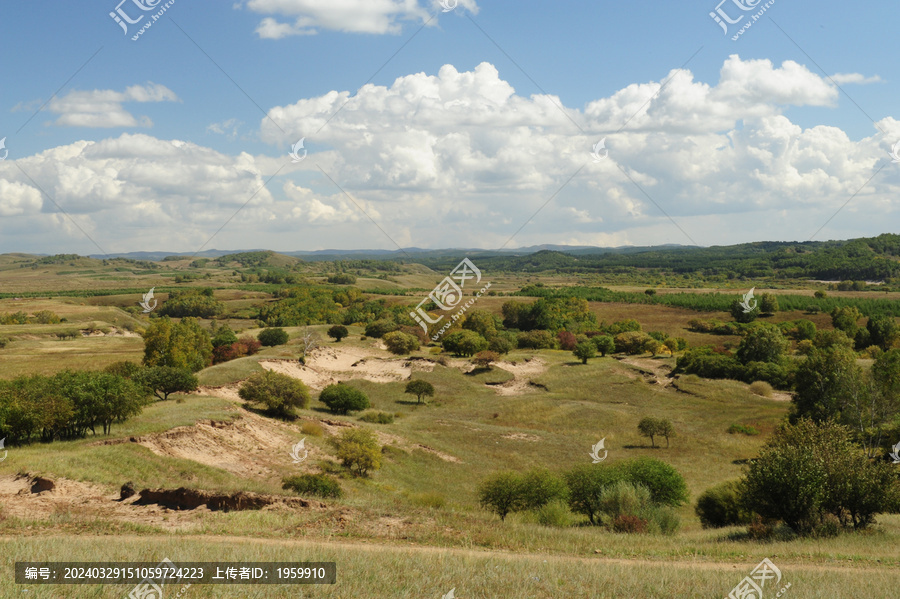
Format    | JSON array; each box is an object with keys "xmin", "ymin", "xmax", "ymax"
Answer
[{"xmin": 487, "ymin": 357, "xmax": 549, "ymax": 395}]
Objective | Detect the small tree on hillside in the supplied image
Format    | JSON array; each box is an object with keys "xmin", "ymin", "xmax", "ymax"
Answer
[
  {"xmin": 299, "ymin": 326, "xmax": 321, "ymax": 363},
  {"xmin": 136, "ymin": 366, "xmax": 199, "ymax": 401},
  {"xmin": 478, "ymin": 472, "xmax": 525, "ymax": 521},
  {"xmin": 329, "ymin": 428, "xmax": 381, "ymax": 476},
  {"xmin": 327, "ymin": 325, "xmax": 349, "ymax": 342},
  {"xmin": 258, "ymin": 327, "xmax": 289, "ymax": 347},
  {"xmin": 592, "ymin": 335, "xmax": 615, "ymax": 357},
  {"xmin": 383, "ymin": 331, "xmax": 420, "ymax": 355},
  {"xmin": 638, "ymin": 417, "xmax": 661, "ymax": 448},
  {"xmin": 574, "ymin": 341, "xmax": 596, "ymax": 364},
  {"xmin": 471, "ymin": 350, "xmax": 500, "ymax": 369},
  {"xmin": 657, "ymin": 418, "xmax": 674, "ymax": 448},
  {"xmin": 239, "ymin": 370, "xmax": 310, "ymax": 417},
  {"xmin": 405, "ymin": 379, "xmax": 435, "ymax": 404},
  {"xmin": 319, "ymin": 383, "xmax": 370, "ymax": 415}
]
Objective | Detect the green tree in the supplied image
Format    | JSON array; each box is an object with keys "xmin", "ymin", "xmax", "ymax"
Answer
[
  {"xmin": 695, "ymin": 480, "xmax": 752, "ymax": 528},
  {"xmin": 736, "ymin": 324, "xmax": 789, "ymax": 364},
  {"xmin": 656, "ymin": 418, "xmax": 674, "ymax": 448},
  {"xmin": 404, "ymin": 380, "xmax": 435, "ymax": 404},
  {"xmin": 364, "ymin": 319, "xmax": 399, "ymax": 338},
  {"xmin": 258, "ymin": 327, "xmax": 289, "ymax": 347},
  {"xmin": 319, "ymin": 383, "xmax": 370, "ymax": 415},
  {"xmin": 211, "ymin": 324, "xmax": 238, "ymax": 348},
  {"xmin": 54, "ymin": 370, "xmax": 149, "ymax": 436},
  {"xmin": 519, "ymin": 469, "xmax": 568, "ymax": 511},
  {"xmin": 638, "ymin": 417, "xmax": 661, "ymax": 448},
  {"xmin": 461, "ymin": 310, "xmax": 500, "ymax": 339},
  {"xmin": 573, "ymin": 341, "xmax": 596, "ymax": 364},
  {"xmin": 563, "ymin": 464, "xmax": 623, "ymax": 525},
  {"xmin": 866, "ymin": 316, "xmax": 899, "ymax": 351},
  {"xmin": 327, "ymin": 325, "xmax": 349, "ymax": 342},
  {"xmin": 742, "ymin": 420, "xmax": 900, "ymax": 533},
  {"xmin": 136, "ymin": 366, "xmax": 199, "ymax": 400},
  {"xmin": 238, "ymin": 370, "xmax": 310, "ymax": 417},
  {"xmin": 592, "ymin": 335, "xmax": 616, "ymax": 356},
  {"xmin": 442, "ymin": 330, "xmax": 489, "ymax": 357},
  {"xmin": 758, "ymin": 293, "xmax": 779, "ymax": 316},
  {"xmin": 382, "ymin": 331, "xmax": 419, "ymax": 355},
  {"xmin": 619, "ymin": 457, "xmax": 689, "ymax": 507},
  {"xmin": 831, "ymin": 306, "xmax": 863, "ymax": 338},
  {"xmin": 329, "ymin": 428, "xmax": 381, "ymax": 476},
  {"xmin": 793, "ymin": 345, "xmax": 863, "ymax": 423},
  {"xmin": 158, "ymin": 288, "xmax": 224, "ymax": 318},
  {"xmin": 471, "ymin": 350, "xmax": 500, "ymax": 369},
  {"xmin": 730, "ymin": 299, "xmax": 758, "ymax": 323},
  {"xmin": 142, "ymin": 317, "xmax": 213, "ymax": 372},
  {"xmin": 478, "ymin": 472, "xmax": 525, "ymax": 521}
]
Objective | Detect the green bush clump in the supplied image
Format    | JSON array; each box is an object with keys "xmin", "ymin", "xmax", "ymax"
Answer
[
  {"xmin": 695, "ymin": 480, "xmax": 753, "ymax": 528},
  {"xmin": 319, "ymin": 383, "xmax": 370, "ymax": 415},
  {"xmin": 258, "ymin": 327, "xmax": 289, "ymax": 346},
  {"xmin": 728, "ymin": 423, "xmax": 760, "ymax": 436},
  {"xmin": 282, "ymin": 473, "xmax": 343, "ymax": 498},
  {"xmin": 358, "ymin": 410, "xmax": 394, "ymax": 424}
]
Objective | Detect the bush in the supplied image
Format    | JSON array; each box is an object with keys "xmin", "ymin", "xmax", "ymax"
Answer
[
  {"xmin": 563, "ymin": 464, "xmax": 622, "ymax": 525},
  {"xmin": 282, "ymin": 473, "xmax": 343, "ymax": 498},
  {"xmin": 611, "ymin": 514, "xmax": 648, "ymax": 534},
  {"xmin": 736, "ymin": 324, "xmax": 789, "ymax": 364},
  {"xmin": 638, "ymin": 417, "xmax": 674, "ymax": 448},
  {"xmin": 358, "ymin": 410, "xmax": 394, "ymax": 424},
  {"xmin": 327, "ymin": 325, "xmax": 349, "ymax": 342},
  {"xmin": 573, "ymin": 341, "xmax": 596, "ymax": 364},
  {"xmin": 326, "ymin": 273, "xmax": 357, "ymax": 285},
  {"xmin": 557, "ymin": 330, "xmax": 577, "ymax": 351},
  {"xmin": 382, "ymin": 331, "xmax": 420, "ymax": 355},
  {"xmin": 727, "ymin": 423, "xmax": 760, "ymax": 436},
  {"xmin": 213, "ymin": 337, "xmax": 262, "ymax": 364},
  {"xmin": 238, "ymin": 370, "xmax": 310, "ymax": 417},
  {"xmin": 516, "ymin": 330, "xmax": 557, "ymax": 350},
  {"xmin": 211, "ymin": 324, "xmax": 238, "ymax": 349},
  {"xmin": 142, "ymin": 317, "xmax": 212, "ymax": 372},
  {"xmin": 471, "ymin": 350, "xmax": 500, "ymax": 369},
  {"xmin": 365, "ymin": 319, "xmax": 399, "ymax": 338},
  {"xmin": 329, "ymin": 428, "xmax": 381, "ymax": 476},
  {"xmin": 300, "ymin": 420, "xmax": 325, "ymax": 436},
  {"xmin": 614, "ymin": 331, "xmax": 653, "ymax": 355},
  {"xmin": 748, "ymin": 380, "xmax": 773, "ymax": 397},
  {"xmin": 519, "ymin": 469, "xmax": 568, "ymax": 511},
  {"xmin": 591, "ymin": 335, "xmax": 615, "ymax": 356},
  {"xmin": 404, "ymin": 380, "xmax": 435, "ymax": 404},
  {"xmin": 478, "ymin": 472, "xmax": 524, "ymax": 521},
  {"xmin": 158, "ymin": 289, "xmax": 224, "ymax": 318},
  {"xmin": 695, "ymin": 480, "xmax": 753, "ymax": 528},
  {"xmin": 535, "ymin": 499, "xmax": 572, "ymax": 527},
  {"xmin": 487, "ymin": 334, "xmax": 515, "ymax": 355},
  {"xmin": 442, "ymin": 330, "xmax": 488, "ymax": 357},
  {"xmin": 619, "ymin": 457, "xmax": 688, "ymax": 507},
  {"xmin": 409, "ymin": 492, "xmax": 446, "ymax": 509},
  {"xmin": 135, "ymin": 366, "xmax": 199, "ymax": 400},
  {"xmin": 319, "ymin": 383, "xmax": 370, "ymax": 415},
  {"xmin": 258, "ymin": 327, "xmax": 289, "ymax": 346}
]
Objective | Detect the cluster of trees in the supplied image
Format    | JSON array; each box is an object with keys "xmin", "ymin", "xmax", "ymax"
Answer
[
  {"xmin": 696, "ymin": 420, "xmax": 900, "ymax": 535},
  {"xmin": 0, "ymin": 310, "xmax": 62, "ymax": 325},
  {"xmin": 0, "ymin": 369, "xmax": 151, "ymax": 444},
  {"xmin": 326, "ymin": 273, "xmax": 357, "ymax": 284},
  {"xmin": 637, "ymin": 417, "xmax": 674, "ymax": 448},
  {"xmin": 157, "ymin": 288, "xmax": 224, "ymax": 319},
  {"xmin": 478, "ymin": 457, "xmax": 687, "ymax": 534}
]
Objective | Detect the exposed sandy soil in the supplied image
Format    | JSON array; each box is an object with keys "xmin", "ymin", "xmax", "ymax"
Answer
[
  {"xmin": 487, "ymin": 357, "xmax": 549, "ymax": 395},
  {"xmin": 94, "ymin": 408, "xmax": 310, "ymax": 478},
  {"xmin": 260, "ymin": 345, "xmax": 436, "ymax": 390}
]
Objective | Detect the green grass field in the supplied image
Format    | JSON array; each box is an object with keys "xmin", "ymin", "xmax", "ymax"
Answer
[{"xmin": 2, "ymin": 259, "xmax": 899, "ymax": 598}]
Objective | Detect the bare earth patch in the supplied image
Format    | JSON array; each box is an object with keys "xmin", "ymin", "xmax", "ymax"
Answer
[
  {"xmin": 501, "ymin": 432, "xmax": 542, "ymax": 442},
  {"xmin": 487, "ymin": 357, "xmax": 548, "ymax": 395}
]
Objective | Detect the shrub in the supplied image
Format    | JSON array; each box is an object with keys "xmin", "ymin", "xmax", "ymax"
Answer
[
  {"xmin": 563, "ymin": 464, "xmax": 622, "ymax": 525},
  {"xmin": 598, "ymin": 480, "xmax": 652, "ymax": 523},
  {"xmin": 487, "ymin": 334, "xmax": 515, "ymax": 355},
  {"xmin": 557, "ymin": 330, "xmax": 578, "ymax": 351},
  {"xmin": 258, "ymin": 327, "xmax": 289, "ymax": 346},
  {"xmin": 478, "ymin": 472, "xmax": 524, "ymax": 521},
  {"xmin": 409, "ymin": 492, "xmax": 446, "ymax": 509},
  {"xmin": 31, "ymin": 310, "xmax": 61, "ymax": 324},
  {"xmin": 319, "ymin": 383, "xmax": 370, "ymax": 415},
  {"xmin": 159, "ymin": 289, "xmax": 224, "ymax": 318},
  {"xmin": 142, "ymin": 317, "xmax": 212, "ymax": 372},
  {"xmin": 238, "ymin": 371, "xmax": 310, "ymax": 417},
  {"xmin": 365, "ymin": 319, "xmax": 399, "ymax": 338},
  {"xmin": 748, "ymin": 380, "xmax": 773, "ymax": 397},
  {"xmin": 695, "ymin": 480, "xmax": 753, "ymax": 528},
  {"xmin": 736, "ymin": 324, "xmax": 789, "ymax": 364},
  {"xmin": 619, "ymin": 457, "xmax": 689, "ymax": 507},
  {"xmin": 104, "ymin": 361, "xmax": 143, "ymax": 379},
  {"xmin": 442, "ymin": 330, "xmax": 488, "ymax": 357},
  {"xmin": 327, "ymin": 325, "xmax": 349, "ymax": 342},
  {"xmin": 213, "ymin": 337, "xmax": 262, "ymax": 364},
  {"xmin": 519, "ymin": 469, "xmax": 568, "ymax": 511},
  {"xmin": 135, "ymin": 366, "xmax": 199, "ymax": 401},
  {"xmin": 404, "ymin": 380, "xmax": 435, "ymax": 404},
  {"xmin": 573, "ymin": 341, "xmax": 596, "ymax": 364},
  {"xmin": 591, "ymin": 335, "xmax": 616, "ymax": 356},
  {"xmin": 727, "ymin": 423, "xmax": 760, "ymax": 436},
  {"xmin": 329, "ymin": 428, "xmax": 381, "ymax": 476},
  {"xmin": 326, "ymin": 273, "xmax": 357, "ymax": 285},
  {"xmin": 282, "ymin": 473, "xmax": 343, "ymax": 498},
  {"xmin": 383, "ymin": 331, "xmax": 419, "ymax": 355},
  {"xmin": 211, "ymin": 325, "xmax": 238, "ymax": 349},
  {"xmin": 535, "ymin": 499, "xmax": 572, "ymax": 528},
  {"xmin": 471, "ymin": 350, "xmax": 500, "ymax": 369},
  {"xmin": 612, "ymin": 514, "xmax": 648, "ymax": 534},
  {"xmin": 516, "ymin": 330, "xmax": 557, "ymax": 350},
  {"xmin": 358, "ymin": 410, "xmax": 394, "ymax": 424},
  {"xmin": 300, "ymin": 420, "xmax": 325, "ymax": 436},
  {"xmin": 614, "ymin": 331, "xmax": 653, "ymax": 355}
]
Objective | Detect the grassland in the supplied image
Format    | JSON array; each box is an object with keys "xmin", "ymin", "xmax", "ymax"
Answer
[{"xmin": 1, "ymin": 254, "xmax": 899, "ymax": 598}]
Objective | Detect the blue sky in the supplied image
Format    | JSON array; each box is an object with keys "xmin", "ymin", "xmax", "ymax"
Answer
[{"xmin": 0, "ymin": 0, "xmax": 897, "ymax": 255}]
